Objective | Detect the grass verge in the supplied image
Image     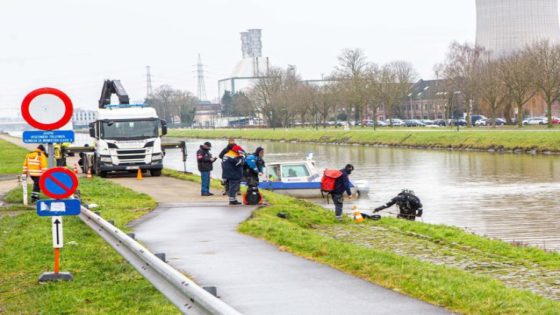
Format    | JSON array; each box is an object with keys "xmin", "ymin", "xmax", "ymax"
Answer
[
  {"xmin": 164, "ymin": 169, "xmax": 560, "ymax": 314},
  {"xmin": 0, "ymin": 137, "xmax": 29, "ymax": 174},
  {"xmin": 0, "ymin": 176, "xmax": 178, "ymax": 314},
  {"xmin": 168, "ymin": 128, "xmax": 560, "ymax": 154}
]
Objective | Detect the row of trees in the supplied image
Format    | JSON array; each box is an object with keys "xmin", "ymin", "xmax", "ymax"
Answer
[
  {"xmin": 223, "ymin": 49, "xmax": 417, "ymax": 128},
  {"xmin": 146, "ymin": 85, "xmax": 198, "ymax": 126},
  {"xmin": 223, "ymin": 41, "xmax": 560, "ymax": 129},
  {"xmin": 438, "ymin": 40, "xmax": 560, "ymax": 128}
]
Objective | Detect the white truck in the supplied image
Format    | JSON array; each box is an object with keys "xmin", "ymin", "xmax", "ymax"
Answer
[{"xmin": 81, "ymin": 80, "xmax": 185, "ymax": 177}]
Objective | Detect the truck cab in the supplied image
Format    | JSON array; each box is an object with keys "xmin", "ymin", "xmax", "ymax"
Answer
[{"xmin": 89, "ymin": 104, "xmax": 167, "ymax": 177}]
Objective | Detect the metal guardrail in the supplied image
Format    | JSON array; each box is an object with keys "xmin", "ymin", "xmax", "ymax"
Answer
[{"xmin": 79, "ymin": 206, "xmax": 242, "ymax": 315}]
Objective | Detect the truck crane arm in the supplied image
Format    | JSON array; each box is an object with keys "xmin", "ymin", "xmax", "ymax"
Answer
[{"xmin": 98, "ymin": 80, "xmax": 130, "ymax": 108}]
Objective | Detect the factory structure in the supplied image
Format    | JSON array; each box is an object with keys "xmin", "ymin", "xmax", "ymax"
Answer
[
  {"xmin": 476, "ymin": 0, "xmax": 560, "ymax": 56},
  {"xmin": 217, "ymin": 29, "xmax": 270, "ymax": 102}
]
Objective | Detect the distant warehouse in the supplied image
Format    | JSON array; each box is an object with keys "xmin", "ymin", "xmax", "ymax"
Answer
[{"xmin": 72, "ymin": 108, "xmax": 97, "ymax": 128}]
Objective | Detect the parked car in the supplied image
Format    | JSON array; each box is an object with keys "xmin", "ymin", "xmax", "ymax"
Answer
[
  {"xmin": 434, "ymin": 119, "xmax": 448, "ymax": 127},
  {"xmin": 386, "ymin": 118, "xmax": 405, "ymax": 126},
  {"xmin": 551, "ymin": 116, "xmax": 560, "ymax": 124},
  {"xmin": 470, "ymin": 115, "xmax": 487, "ymax": 126},
  {"xmin": 523, "ymin": 117, "xmax": 547, "ymax": 125},
  {"xmin": 448, "ymin": 119, "xmax": 467, "ymax": 126},
  {"xmin": 421, "ymin": 119, "xmax": 435, "ymax": 126},
  {"xmin": 362, "ymin": 120, "xmax": 387, "ymax": 127},
  {"xmin": 404, "ymin": 119, "xmax": 425, "ymax": 127},
  {"xmin": 475, "ymin": 118, "xmax": 506, "ymax": 126}
]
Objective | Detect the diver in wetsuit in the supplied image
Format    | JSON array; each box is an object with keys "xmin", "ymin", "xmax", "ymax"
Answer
[{"xmin": 373, "ymin": 189, "xmax": 423, "ymax": 221}]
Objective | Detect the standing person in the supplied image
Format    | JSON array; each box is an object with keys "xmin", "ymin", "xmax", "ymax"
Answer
[
  {"xmin": 53, "ymin": 143, "xmax": 70, "ymax": 167},
  {"xmin": 331, "ymin": 164, "xmax": 355, "ymax": 221},
  {"xmin": 244, "ymin": 147, "xmax": 265, "ymax": 187},
  {"xmin": 219, "ymin": 138, "xmax": 237, "ymax": 195},
  {"xmin": 197, "ymin": 141, "xmax": 217, "ymax": 196},
  {"xmin": 219, "ymin": 138, "xmax": 236, "ymax": 159},
  {"xmin": 221, "ymin": 145, "xmax": 245, "ymax": 205},
  {"xmin": 22, "ymin": 145, "xmax": 48, "ymax": 203},
  {"xmin": 373, "ymin": 189, "xmax": 423, "ymax": 221}
]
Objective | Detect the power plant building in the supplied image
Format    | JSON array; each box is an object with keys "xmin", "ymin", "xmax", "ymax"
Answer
[{"xmin": 476, "ymin": 0, "xmax": 560, "ymax": 56}]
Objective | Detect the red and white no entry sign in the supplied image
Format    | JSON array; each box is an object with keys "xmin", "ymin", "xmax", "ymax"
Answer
[{"xmin": 21, "ymin": 87, "xmax": 73, "ymax": 131}]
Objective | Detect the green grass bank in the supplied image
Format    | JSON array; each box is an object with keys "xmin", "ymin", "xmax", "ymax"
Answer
[
  {"xmin": 165, "ymin": 168, "xmax": 560, "ymax": 315},
  {"xmin": 168, "ymin": 128, "xmax": 560, "ymax": 154},
  {"xmin": 0, "ymin": 136, "xmax": 178, "ymax": 314},
  {"xmin": 0, "ymin": 137, "xmax": 28, "ymax": 174}
]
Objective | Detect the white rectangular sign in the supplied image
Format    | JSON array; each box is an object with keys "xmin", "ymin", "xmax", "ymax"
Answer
[{"xmin": 52, "ymin": 216, "xmax": 63, "ymax": 248}]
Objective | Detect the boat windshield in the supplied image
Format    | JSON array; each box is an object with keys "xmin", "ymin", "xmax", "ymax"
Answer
[{"xmin": 281, "ymin": 164, "xmax": 310, "ymax": 178}]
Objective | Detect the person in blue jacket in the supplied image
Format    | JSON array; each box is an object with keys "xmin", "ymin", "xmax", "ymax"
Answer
[
  {"xmin": 244, "ymin": 147, "xmax": 265, "ymax": 187},
  {"xmin": 332, "ymin": 164, "xmax": 355, "ymax": 221}
]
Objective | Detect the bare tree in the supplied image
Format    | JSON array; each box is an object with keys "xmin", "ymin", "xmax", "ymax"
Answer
[
  {"xmin": 379, "ymin": 61, "xmax": 416, "ymax": 126},
  {"xmin": 316, "ymin": 83, "xmax": 338, "ymax": 128},
  {"xmin": 334, "ymin": 49, "xmax": 369, "ymax": 124},
  {"xmin": 526, "ymin": 40, "xmax": 560, "ymax": 128},
  {"xmin": 478, "ymin": 53, "xmax": 507, "ymax": 127},
  {"xmin": 148, "ymin": 85, "xmax": 175, "ymax": 122},
  {"xmin": 250, "ymin": 68, "xmax": 283, "ymax": 128},
  {"xmin": 440, "ymin": 42, "xmax": 483, "ymax": 127},
  {"xmin": 498, "ymin": 51, "xmax": 537, "ymax": 127}
]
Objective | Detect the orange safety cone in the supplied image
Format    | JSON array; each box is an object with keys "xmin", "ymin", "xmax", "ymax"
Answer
[
  {"xmin": 87, "ymin": 168, "xmax": 93, "ymax": 180},
  {"xmin": 136, "ymin": 168, "xmax": 143, "ymax": 180},
  {"xmin": 352, "ymin": 205, "xmax": 364, "ymax": 223},
  {"xmin": 73, "ymin": 163, "xmax": 79, "ymax": 175}
]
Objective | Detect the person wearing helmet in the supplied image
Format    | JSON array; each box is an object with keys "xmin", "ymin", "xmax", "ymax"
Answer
[
  {"xmin": 374, "ymin": 189, "xmax": 423, "ymax": 221},
  {"xmin": 22, "ymin": 145, "xmax": 48, "ymax": 203},
  {"xmin": 331, "ymin": 164, "xmax": 355, "ymax": 221},
  {"xmin": 221, "ymin": 145, "xmax": 246, "ymax": 205}
]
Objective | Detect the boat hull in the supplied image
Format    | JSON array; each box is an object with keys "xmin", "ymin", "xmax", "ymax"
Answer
[{"xmin": 257, "ymin": 181, "xmax": 368, "ymax": 199}]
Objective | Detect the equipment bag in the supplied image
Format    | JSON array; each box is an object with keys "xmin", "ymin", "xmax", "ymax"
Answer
[
  {"xmin": 321, "ymin": 169, "xmax": 343, "ymax": 193},
  {"xmin": 243, "ymin": 186, "xmax": 263, "ymax": 205}
]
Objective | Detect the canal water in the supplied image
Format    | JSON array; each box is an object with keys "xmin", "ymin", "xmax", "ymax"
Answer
[{"xmin": 164, "ymin": 138, "xmax": 560, "ymax": 252}]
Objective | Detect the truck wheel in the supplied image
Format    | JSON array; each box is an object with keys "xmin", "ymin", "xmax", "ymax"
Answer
[{"xmin": 150, "ymin": 169, "xmax": 162, "ymax": 177}]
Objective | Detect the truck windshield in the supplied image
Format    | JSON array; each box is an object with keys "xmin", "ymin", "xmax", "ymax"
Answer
[{"xmin": 101, "ymin": 120, "xmax": 158, "ymax": 140}]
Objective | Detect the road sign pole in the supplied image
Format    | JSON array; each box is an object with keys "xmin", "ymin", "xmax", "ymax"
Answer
[
  {"xmin": 39, "ymin": 215, "xmax": 72, "ymax": 282},
  {"xmin": 47, "ymin": 143, "xmax": 56, "ymax": 168},
  {"xmin": 22, "ymin": 175, "xmax": 28, "ymax": 206},
  {"xmin": 22, "ymin": 87, "xmax": 77, "ymax": 283},
  {"xmin": 54, "ymin": 248, "xmax": 60, "ymax": 274}
]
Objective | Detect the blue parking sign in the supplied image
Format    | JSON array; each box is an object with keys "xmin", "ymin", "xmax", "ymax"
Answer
[{"xmin": 37, "ymin": 199, "xmax": 81, "ymax": 216}]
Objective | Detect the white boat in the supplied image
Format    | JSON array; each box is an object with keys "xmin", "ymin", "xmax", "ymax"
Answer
[{"xmin": 257, "ymin": 155, "xmax": 370, "ymax": 199}]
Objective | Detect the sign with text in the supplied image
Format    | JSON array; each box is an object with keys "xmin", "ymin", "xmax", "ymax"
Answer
[{"xmin": 22, "ymin": 130, "xmax": 75, "ymax": 144}]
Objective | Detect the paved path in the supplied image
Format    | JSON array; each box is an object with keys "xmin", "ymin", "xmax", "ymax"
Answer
[{"xmin": 131, "ymin": 200, "xmax": 448, "ymax": 315}]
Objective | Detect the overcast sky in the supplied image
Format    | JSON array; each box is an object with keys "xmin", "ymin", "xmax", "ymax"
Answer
[{"xmin": 1, "ymin": 0, "xmax": 483, "ymax": 116}]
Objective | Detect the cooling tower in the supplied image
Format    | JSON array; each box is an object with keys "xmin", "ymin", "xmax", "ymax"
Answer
[{"xmin": 476, "ymin": 0, "xmax": 560, "ymax": 56}]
